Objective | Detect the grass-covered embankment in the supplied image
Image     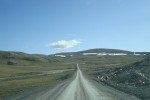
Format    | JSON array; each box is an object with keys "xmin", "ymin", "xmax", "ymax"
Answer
[
  {"xmin": 0, "ymin": 69, "xmax": 74, "ymax": 100},
  {"xmin": 90, "ymin": 57, "xmax": 150, "ymax": 100}
]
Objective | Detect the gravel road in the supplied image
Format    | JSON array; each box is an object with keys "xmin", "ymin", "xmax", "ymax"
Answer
[{"xmin": 10, "ymin": 64, "xmax": 141, "ymax": 100}]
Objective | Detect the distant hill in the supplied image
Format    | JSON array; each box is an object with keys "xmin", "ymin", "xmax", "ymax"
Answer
[
  {"xmin": 53, "ymin": 48, "xmax": 148, "ymax": 56},
  {"xmin": 78, "ymin": 48, "xmax": 133, "ymax": 54},
  {"xmin": 0, "ymin": 48, "xmax": 149, "ymax": 65},
  {"xmin": 53, "ymin": 48, "xmax": 132, "ymax": 55},
  {"xmin": 0, "ymin": 51, "xmax": 64, "ymax": 65}
]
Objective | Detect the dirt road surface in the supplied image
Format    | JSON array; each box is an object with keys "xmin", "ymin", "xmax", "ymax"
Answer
[{"xmin": 10, "ymin": 64, "xmax": 141, "ymax": 100}]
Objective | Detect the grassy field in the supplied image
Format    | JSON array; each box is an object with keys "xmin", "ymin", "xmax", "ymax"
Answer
[
  {"xmin": 0, "ymin": 63, "xmax": 75, "ymax": 77},
  {"xmin": 0, "ymin": 62, "xmax": 75, "ymax": 99},
  {"xmin": 71, "ymin": 55, "xmax": 145, "ymax": 71},
  {"xmin": 0, "ymin": 71, "xmax": 74, "ymax": 100}
]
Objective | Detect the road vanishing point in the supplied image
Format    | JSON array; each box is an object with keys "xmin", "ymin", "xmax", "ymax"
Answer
[{"xmin": 10, "ymin": 64, "xmax": 141, "ymax": 100}]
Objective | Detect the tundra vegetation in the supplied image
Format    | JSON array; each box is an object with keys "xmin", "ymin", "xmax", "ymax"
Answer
[{"xmin": 0, "ymin": 49, "xmax": 149, "ymax": 100}]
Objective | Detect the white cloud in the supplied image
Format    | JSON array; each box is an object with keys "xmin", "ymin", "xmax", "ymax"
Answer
[{"xmin": 47, "ymin": 40, "xmax": 81, "ymax": 49}]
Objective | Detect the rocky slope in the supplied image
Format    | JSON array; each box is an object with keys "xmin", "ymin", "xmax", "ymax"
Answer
[{"xmin": 95, "ymin": 56, "xmax": 150, "ymax": 100}]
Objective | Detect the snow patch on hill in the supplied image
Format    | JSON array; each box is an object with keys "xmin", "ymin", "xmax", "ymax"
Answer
[{"xmin": 82, "ymin": 52, "xmax": 127, "ymax": 56}]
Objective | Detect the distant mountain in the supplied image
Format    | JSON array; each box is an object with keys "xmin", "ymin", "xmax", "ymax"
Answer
[
  {"xmin": 53, "ymin": 48, "xmax": 150, "ymax": 57},
  {"xmin": 53, "ymin": 48, "xmax": 136, "ymax": 56},
  {"xmin": 78, "ymin": 48, "xmax": 133, "ymax": 54},
  {"xmin": 51, "ymin": 52, "xmax": 75, "ymax": 56}
]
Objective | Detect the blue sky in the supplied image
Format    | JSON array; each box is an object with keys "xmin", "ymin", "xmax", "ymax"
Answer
[{"xmin": 0, "ymin": 0, "xmax": 150, "ymax": 54}]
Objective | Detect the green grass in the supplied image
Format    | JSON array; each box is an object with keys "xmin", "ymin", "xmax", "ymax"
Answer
[
  {"xmin": 0, "ymin": 63, "xmax": 75, "ymax": 77},
  {"xmin": 0, "ymin": 71, "xmax": 74, "ymax": 99},
  {"xmin": 0, "ymin": 62, "xmax": 75, "ymax": 99},
  {"xmin": 77, "ymin": 55, "xmax": 145, "ymax": 71}
]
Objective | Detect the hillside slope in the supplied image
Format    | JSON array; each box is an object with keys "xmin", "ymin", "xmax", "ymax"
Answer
[
  {"xmin": 96, "ymin": 56, "xmax": 150, "ymax": 100},
  {"xmin": 79, "ymin": 48, "xmax": 133, "ymax": 54},
  {"xmin": 0, "ymin": 51, "xmax": 66, "ymax": 65},
  {"xmin": 54, "ymin": 48, "xmax": 133, "ymax": 56}
]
